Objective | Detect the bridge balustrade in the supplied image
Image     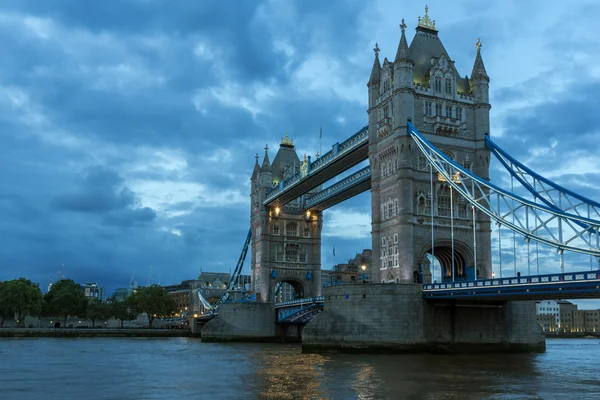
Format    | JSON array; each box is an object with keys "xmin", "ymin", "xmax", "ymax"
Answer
[
  {"xmin": 304, "ymin": 166, "xmax": 371, "ymax": 209},
  {"xmin": 264, "ymin": 125, "xmax": 368, "ymax": 204}
]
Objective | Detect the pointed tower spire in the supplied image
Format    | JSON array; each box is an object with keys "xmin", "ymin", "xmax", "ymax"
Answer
[
  {"xmin": 394, "ymin": 19, "xmax": 411, "ymax": 63},
  {"xmin": 251, "ymin": 153, "xmax": 260, "ymax": 179},
  {"xmin": 368, "ymin": 43, "xmax": 381, "ymax": 86},
  {"xmin": 261, "ymin": 144, "xmax": 271, "ymax": 170},
  {"xmin": 471, "ymin": 38, "xmax": 489, "ymax": 82}
]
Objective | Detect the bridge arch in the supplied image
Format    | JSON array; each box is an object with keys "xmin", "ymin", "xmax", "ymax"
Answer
[
  {"xmin": 271, "ymin": 277, "xmax": 308, "ymax": 302},
  {"xmin": 419, "ymin": 239, "xmax": 474, "ymax": 283}
]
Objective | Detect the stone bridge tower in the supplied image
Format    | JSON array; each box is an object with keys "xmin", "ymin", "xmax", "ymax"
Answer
[
  {"xmin": 368, "ymin": 8, "xmax": 492, "ymax": 284},
  {"xmin": 250, "ymin": 135, "xmax": 323, "ymax": 302}
]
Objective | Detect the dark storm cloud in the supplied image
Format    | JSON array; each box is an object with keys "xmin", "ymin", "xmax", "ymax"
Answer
[
  {"xmin": 53, "ymin": 166, "xmax": 137, "ymax": 213},
  {"xmin": 1, "ymin": 0, "xmax": 599, "ymax": 300}
]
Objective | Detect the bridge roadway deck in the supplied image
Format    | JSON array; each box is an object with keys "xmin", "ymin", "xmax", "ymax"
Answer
[
  {"xmin": 304, "ymin": 166, "xmax": 371, "ymax": 211},
  {"xmin": 264, "ymin": 132, "xmax": 368, "ymax": 207},
  {"xmin": 423, "ymin": 270, "xmax": 600, "ymax": 301}
]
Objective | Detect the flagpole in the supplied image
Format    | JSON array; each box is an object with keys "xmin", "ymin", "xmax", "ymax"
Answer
[{"xmin": 319, "ymin": 126, "xmax": 322, "ymax": 158}]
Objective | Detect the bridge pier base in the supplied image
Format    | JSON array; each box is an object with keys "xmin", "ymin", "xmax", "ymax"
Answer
[
  {"xmin": 302, "ymin": 284, "xmax": 545, "ymax": 354},
  {"xmin": 201, "ymin": 303, "xmax": 276, "ymax": 342}
]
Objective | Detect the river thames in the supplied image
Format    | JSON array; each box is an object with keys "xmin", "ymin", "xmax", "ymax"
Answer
[{"xmin": 1, "ymin": 338, "xmax": 599, "ymax": 399}]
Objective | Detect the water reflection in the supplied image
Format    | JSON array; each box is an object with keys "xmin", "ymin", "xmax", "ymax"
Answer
[{"xmin": 0, "ymin": 338, "xmax": 599, "ymax": 399}]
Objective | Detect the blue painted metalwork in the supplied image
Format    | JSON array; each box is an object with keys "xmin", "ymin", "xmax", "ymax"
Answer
[
  {"xmin": 197, "ymin": 228, "xmax": 252, "ymax": 312},
  {"xmin": 486, "ymin": 135, "xmax": 600, "ymax": 233},
  {"xmin": 275, "ymin": 296, "xmax": 324, "ymax": 324},
  {"xmin": 304, "ymin": 165, "xmax": 371, "ymax": 209},
  {"xmin": 264, "ymin": 125, "xmax": 368, "ymax": 204},
  {"xmin": 423, "ymin": 270, "xmax": 600, "ymax": 300},
  {"xmin": 407, "ymin": 121, "xmax": 600, "ymax": 258}
]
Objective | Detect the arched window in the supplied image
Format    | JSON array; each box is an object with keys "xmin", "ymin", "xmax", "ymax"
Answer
[
  {"xmin": 445, "ymin": 79, "xmax": 452, "ymax": 94},
  {"xmin": 417, "ymin": 154, "xmax": 428, "ymax": 171},
  {"xmin": 417, "ymin": 195, "xmax": 427, "ymax": 215},
  {"xmin": 276, "ymin": 247, "xmax": 284, "ymax": 262},
  {"xmin": 438, "ymin": 186, "xmax": 451, "ymax": 217},
  {"xmin": 285, "ymin": 222, "xmax": 297, "ymax": 237},
  {"xmin": 434, "ymin": 77, "xmax": 442, "ymax": 92}
]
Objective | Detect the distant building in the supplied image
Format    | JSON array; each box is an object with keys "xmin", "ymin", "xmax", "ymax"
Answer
[
  {"xmin": 111, "ymin": 288, "xmax": 135, "ymax": 302},
  {"xmin": 323, "ymin": 249, "xmax": 372, "ymax": 286},
  {"xmin": 81, "ymin": 282, "xmax": 104, "ymax": 301},
  {"xmin": 536, "ymin": 300, "xmax": 600, "ymax": 333},
  {"xmin": 162, "ymin": 272, "xmax": 251, "ymax": 316}
]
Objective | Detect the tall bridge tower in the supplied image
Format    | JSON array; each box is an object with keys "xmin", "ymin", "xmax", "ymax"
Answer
[
  {"xmin": 368, "ymin": 9, "xmax": 492, "ymax": 284},
  {"xmin": 250, "ymin": 135, "xmax": 323, "ymax": 302}
]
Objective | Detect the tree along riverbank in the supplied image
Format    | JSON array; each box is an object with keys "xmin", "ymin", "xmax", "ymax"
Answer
[{"xmin": 0, "ymin": 328, "xmax": 195, "ymax": 338}]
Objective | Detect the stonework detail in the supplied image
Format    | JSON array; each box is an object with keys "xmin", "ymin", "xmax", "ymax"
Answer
[
  {"xmin": 250, "ymin": 137, "xmax": 323, "ymax": 302},
  {"xmin": 367, "ymin": 15, "xmax": 492, "ymax": 284}
]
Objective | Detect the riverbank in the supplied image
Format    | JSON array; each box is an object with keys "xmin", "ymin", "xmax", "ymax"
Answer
[
  {"xmin": 0, "ymin": 328, "xmax": 195, "ymax": 338},
  {"xmin": 545, "ymin": 332, "xmax": 600, "ymax": 339}
]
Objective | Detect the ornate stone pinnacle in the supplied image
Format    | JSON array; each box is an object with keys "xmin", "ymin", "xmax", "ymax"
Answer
[
  {"xmin": 476, "ymin": 38, "xmax": 482, "ymax": 51},
  {"xmin": 264, "ymin": 144, "xmax": 269, "ymax": 152},
  {"xmin": 373, "ymin": 43, "xmax": 380, "ymax": 55},
  {"xmin": 400, "ymin": 18, "xmax": 407, "ymax": 32},
  {"xmin": 418, "ymin": 5, "xmax": 436, "ymax": 30},
  {"xmin": 281, "ymin": 131, "xmax": 294, "ymax": 147}
]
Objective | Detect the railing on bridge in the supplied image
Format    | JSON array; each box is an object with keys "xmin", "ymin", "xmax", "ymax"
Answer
[
  {"xmin": 304, "ymin": 166, "xmax": 371, "ymax": 210},
  {"xmin": 275, "ymin": 296, "xmax": 324, "ymax": 324},
  {"xmin": 264, "ymin": 125, "xmax": 368, "ymax": 204},
  {"xmin": 423, "ymin": 270, "xmax": 600, "ymax": 300}
]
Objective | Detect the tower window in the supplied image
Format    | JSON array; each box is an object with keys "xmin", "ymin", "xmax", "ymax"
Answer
[
  {"xmin": 299, "ymin": 251, "xmax": 307, "ymax": 263},
  {"xmin": 285, "ymin": 248, "xmax": 298, "ymax": 262},
  {"xmin": 438, "ymin": 186, "xmax": 451, "ymax": 217},
  {"xmin": 435, "ymin": 103, "xmax": 441, "ymax": 116},
  {"xmin": 445, "ymin": 79, "xmax": 452, "ymax": 94},
  {"xmin": 285, "ymin": 222, "xmax": 297, "ymax": 237},
  {"xmin": 425, "ymin": 101, "xmax": 432, "ymax": 116},
  {"xmin": 276, "ymin": 248, "xmax": 284, "ymax": 262},
  {"xmin": 455, "ymin": 107, "xmax": 463, "ymax": 121},
  {"xmin": 446, "ymin": 105, "xmax": 452, "ymax": 118},
  {"xmin": 273, "ymin": 225, "xmax": 280, "ymax": 235},
  {"xmin": 303, "ymin": 227, "xmax": 310, "ymax": 238},
  {"xmin": 417, "ymin": 155, "xmax": 427, "ymax": 171},
  {"xmin": 383, "ymin": 79, "xmax": 391, "ymax": 93},
  {"xmin": 434, "ymin": 77, "xmax": 442, "ymax": 92},
  {"xmin": 383, "ymin": 105, "xmax": 389, "ymax": 119}
]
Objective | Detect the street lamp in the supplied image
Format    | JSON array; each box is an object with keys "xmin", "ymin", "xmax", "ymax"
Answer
[{"xmin": 492, "ymin": 272, "xmax": 496, "ymax": 279}]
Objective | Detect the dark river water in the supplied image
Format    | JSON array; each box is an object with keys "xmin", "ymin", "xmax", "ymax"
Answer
[{"xmin": 0, "ymin": 338, "xmax": 599, "ymax": 399}]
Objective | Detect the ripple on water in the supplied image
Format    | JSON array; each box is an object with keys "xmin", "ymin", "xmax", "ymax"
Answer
[{"xmin": 0, "ymin": 338, "xmax": 599, "ymax": 400}]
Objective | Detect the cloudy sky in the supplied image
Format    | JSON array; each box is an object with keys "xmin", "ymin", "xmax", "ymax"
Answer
[{"xmin": 1, "ymin": 0, "xmax": 600, "ymax": 305}]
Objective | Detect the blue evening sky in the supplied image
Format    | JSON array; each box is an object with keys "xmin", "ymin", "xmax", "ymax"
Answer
[{"xmin": 1, "ymin": 1, "xmax": 600, "ymax": 307}]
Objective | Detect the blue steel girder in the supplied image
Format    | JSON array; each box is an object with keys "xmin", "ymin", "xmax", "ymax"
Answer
[
  {"xmin": 264, "ymin": 125, "xmax": 369, "ymax": 207},
  {"xmin": 486, "ymin": 135, "xmax": 600, "ymax": 228},
  {"xmin": 408, "ymin": 122, "xmax": 600, "ymax": 259},
  {"xmin": 275, "ymin": 296, "xmax": 324, "ymax": 324},
  {"xmin": 304, "ymin": 166, "xmax": 371, "ymax": 211},
  {"xmin": 423, "ymin": 270, "xmax": 600, "ymax": 301}
]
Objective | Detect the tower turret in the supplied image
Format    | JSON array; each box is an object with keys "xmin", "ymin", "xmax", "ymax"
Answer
[
  {"xmin": 367, "ymin": 43, "xmax": 381, "ymax": 109},
  {"xmin": 393, "ymin": 18, "xmax": 415, "ymax": 130},
  {"xmin": 470, "ymin": 38, "xmax": 490, "ymax": 104}
]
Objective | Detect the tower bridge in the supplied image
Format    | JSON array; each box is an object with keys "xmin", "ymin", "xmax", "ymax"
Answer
[{"xmin": 201, "ymin": 7, "xmax": 600, "ymax": 353}]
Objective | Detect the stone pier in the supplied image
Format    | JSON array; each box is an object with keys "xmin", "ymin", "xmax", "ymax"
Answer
[
  {"xmin": 201, "ymin": 303, "xmax": 276, "ymax": 342},
  {"xmin": 302, "ymin": 284, "xmax": 545, "ymax": 354}
]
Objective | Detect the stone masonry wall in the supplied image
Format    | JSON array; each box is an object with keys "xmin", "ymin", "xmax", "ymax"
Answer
[
  {"xmin": 303, "ymin": 284, "xmax": 545, "ymax": 353},
  {"xmin": 202, "ymin": 302, "xmax": 276, "ymax": 342},
  {"xmin": 303, "ymin": 284, "xmax": 428, "ymax": 352}
]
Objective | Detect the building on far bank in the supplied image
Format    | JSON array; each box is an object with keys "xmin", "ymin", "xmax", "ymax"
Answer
[
  {"xmin": 81, "ymin": 282, "xmax": 104, "ymax": 301},
  {"xmin": 536, "ymin": 300, "xmax": 600, "ymax": 334},
  {"xmin": 162, "ymin": 272, "xmax": 251, "ymax": 317}
]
